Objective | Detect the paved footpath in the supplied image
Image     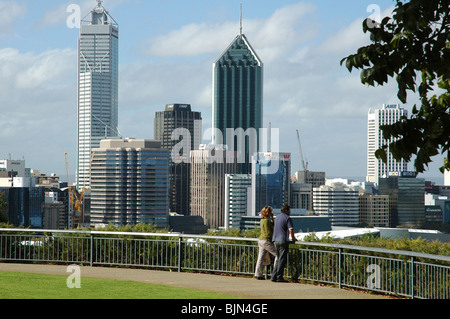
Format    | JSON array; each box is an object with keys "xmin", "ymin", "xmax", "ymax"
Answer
[{"xmin": 0, "ymin": 263, "xmax": 389, "ymax": 299}]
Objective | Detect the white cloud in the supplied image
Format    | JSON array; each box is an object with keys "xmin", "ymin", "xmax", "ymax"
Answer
[
  {"xmin": 0, "ymin": 47, "xmax": 77, "ymax": 171},
  {"xmin": 142, "ymin": 21, "xmax": 236, "ymax": 57},
  {"xmin": 0, "ymin": 1, "xmax": 26, "ymax": 35},
  {"xmin": 0, "ymin": 47, "xmax": 76, "ymax": 99},
  {"xmin": 36, "ymin": 1, "xmax": 73, "ymax": 28},
  {"xmin": 142, "ymin": 2, "xmax": 317, "ymax": 63}
]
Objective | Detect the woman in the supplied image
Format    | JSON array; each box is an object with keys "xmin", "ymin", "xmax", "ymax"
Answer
[{"xmin": 254, "ymin": 206, "xmax": 277, "ymax": 280}]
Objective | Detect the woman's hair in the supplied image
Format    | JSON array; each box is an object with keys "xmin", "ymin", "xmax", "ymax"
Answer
[{"xmin": 261, "ymin": 206, "xmax": 273, "ymax": 218}]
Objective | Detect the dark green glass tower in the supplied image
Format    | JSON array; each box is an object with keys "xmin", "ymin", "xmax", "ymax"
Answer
[{"xmin": 212, "ymin": 32, "xmax": 263, "ymax": 174}]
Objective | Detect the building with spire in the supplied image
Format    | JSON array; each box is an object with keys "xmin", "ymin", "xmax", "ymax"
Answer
[
  {"xmin": 212, "ymin": 10, "xmax": 263, "ymax": 174},
  {"xmin": 77, "ymin": 1, "xmax": 119, "ymax": 189}
]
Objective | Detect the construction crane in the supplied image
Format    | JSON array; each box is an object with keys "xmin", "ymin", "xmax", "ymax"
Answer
[
  {"xmin": 75, "ymin": 151, "xmax": 96, "ymax": 216},
  {"xmin": 64, "ymin": 151, "xmax": 95, "ymax": 228},
  {"xmin": 296, "ymin": 130, "xmax": 308, "ymax": 172},
  {"xmin": 64, "ymin": 152, "xmax": 74, "ymax": 229}
]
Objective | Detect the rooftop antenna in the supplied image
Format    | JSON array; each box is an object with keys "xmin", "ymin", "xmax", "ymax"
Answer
[{"xmin": 240, "ymin": 3, "xmax": 243, "ymax": 36}]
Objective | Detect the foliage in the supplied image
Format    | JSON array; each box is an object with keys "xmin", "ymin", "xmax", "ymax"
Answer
[
  {"xmin": 302, "ymin": 232, "xmax": 336, "ymax": 243},
  {"xmin": 341, "ymin": 0, "xmax": 450, "ymax": 173},
  {"xmin": 206, "ymin": 227, "xmax": 261, "ymax": 239},
  {"xmin": 303, "ymin": 232, "xmax": 450, "ymax": 257},
  {"xmin": 339, "ymin": 234, "xmax": 450, "ymax": 256},
  {"xmin": 93, "ymin": 222, "xmax": 169, "ymax": 234}
]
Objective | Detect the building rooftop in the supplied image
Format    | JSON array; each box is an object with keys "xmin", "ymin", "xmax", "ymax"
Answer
[{"xmin": 98, "ymin": 138, "xmax": 162, "ymax": 149}]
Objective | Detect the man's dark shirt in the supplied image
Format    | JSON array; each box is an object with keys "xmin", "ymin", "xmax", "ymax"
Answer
[{"xmin": 272, "ymin": 213, "xmax": 294, "ymax": 243}]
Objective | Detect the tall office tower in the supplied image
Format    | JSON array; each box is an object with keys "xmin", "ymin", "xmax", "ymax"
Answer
[
  {"xmin": 190, "ymin": 145, "xmax": 238, "ymax": 229},
  {"xmin": 367, "ymin": 104, "xmax": 408, "ymax": 184},
  {"xmin": 312, "ymin": 183, "xmax": 359, "ymax": 226},
  {"xmin": 90, "ymin": 139, "xmax": 170, "ymax": 228},
  {"xmin": 154, "ymin": 104, "xmax": 202, "ymax": 215},
  {"xmin": 251, "ymin": 152, "xmax": 291, "ymax": 216},
  {"xmin": 379, "ymin": 175, "xmax": 425, "ymax": 227},
  {"xmin": 77, "ymin": 1, "xmax": 119, "ymax": 189},
  {"xmin": 212, "ymin": 24, "xmax": 263, "ymax": 174},
  {"xmin": 0, "ymin": 187, "xmax": 45, "ymax": 228},
  {"xmin": 359, "ymin": 194, "xmax": 390, "ymax": 227},
  {"xmin": 224, "ymin": 174, "xmax": 252, "ymax": 229}
]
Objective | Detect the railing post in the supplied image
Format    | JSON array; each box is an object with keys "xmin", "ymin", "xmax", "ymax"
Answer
[
  {"xmin": 338, "ymin": 248, "xmax": 342, "ymax": 289},
  {"xmin": 90, "ymin": 234, "xmax": 94, "ymax": 267},
  {"xmin": 410, "ymin": 256, "xmax": 415, "ymax": 299},
  {"xmin": 178, "ymin": 236, "xmax": 183, "ymax": 272}
]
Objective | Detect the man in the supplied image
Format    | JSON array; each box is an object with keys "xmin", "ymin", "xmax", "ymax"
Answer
[{"xmin": 271, "ymin": 204, "xmax": 297, "ymax": 282}]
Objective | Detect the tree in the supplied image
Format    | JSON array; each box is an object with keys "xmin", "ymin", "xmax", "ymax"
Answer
[{"xmin": 341, "ymin": 0, "xmax": 450, "ymax": 173}]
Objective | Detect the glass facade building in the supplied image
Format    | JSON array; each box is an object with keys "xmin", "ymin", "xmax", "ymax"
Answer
[
  {"xmin": 90, "ymin": 139, "xmax": 170, "ymax": 228},
  {"xmin": 212, "ymin": 32, "xmax": 263, "ymax": 174},
  {"xmin": 379, "ymin": 176, "xmax": 425, "ymax": 227},
  {"xmin": 154, "ymin": 104, "xmax": 202, "ymax": 215},
  {"xmin": 224, "ymin": 174, "xmax": 252, "ymax": 229},
  {"xmin": 77, "ymin": 2, "xmax": 119, "ymax": 189},
  {"xmin": 0, "ymin": 187, "xmax": 45, "ymax": 228},
  {"xmin": 251, "ymin": 152, "xmax": 291, "ymax": 216}
]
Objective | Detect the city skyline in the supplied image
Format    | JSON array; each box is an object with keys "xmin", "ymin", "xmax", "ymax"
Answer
[{"xmin": 0, "ymin": 0, "xmax": 446, "ymax": 184}]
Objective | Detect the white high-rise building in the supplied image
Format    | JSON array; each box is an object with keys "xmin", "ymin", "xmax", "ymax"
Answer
[
  {"xmin": 224, "ymin": 174, "xmax": 252, "ymax": 229},
  {"xmin": 367, "ymin": 104, "xmax": 408, "ymax": 184},
  {"xmin": 313, "ymin": 183, "xmax": 359, "ymax": 226},
  {"xmin": 445, "ymin": 170, "xmax": 450, "ymax": 186},
  {"xmin": 90, "ymin": 139, "xmax": 170, "ymax": 228},
  {"xmin": 77, "ymin": 1, "xmax": 119, "ymax": 189}
]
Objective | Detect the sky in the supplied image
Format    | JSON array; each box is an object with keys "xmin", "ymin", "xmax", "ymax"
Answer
[{"xmin": 0, "ymin": 0, "xmax": 446, "ymax": 184}]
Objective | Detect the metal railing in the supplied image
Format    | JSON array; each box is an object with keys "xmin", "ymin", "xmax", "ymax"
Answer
[{"xmin": 1, "ymin": 228, "xmax": 449, "ymax": 299}]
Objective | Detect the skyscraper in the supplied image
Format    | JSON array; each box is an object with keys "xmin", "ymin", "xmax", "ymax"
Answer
[
  {"xmin": 154, "ymin": 104, "xmax": 202, "ymax": 215},
  {"xmin": 190, "ymin": 145, "xmax": 238, "ymax": 228},
  {"xmin": 224, "ymin": 174, "xmax": 252, "ymax": 229},
  {"xmin": 313, "ymin": 183, "xmax": 359, "ymax": 227},
  {"xmin": 367, "ymin": 104, "xmax": 408, "ymax": 184},
  {"xmin": 77, "ymin": 1, "xmax": 119, "ymax": 189},
  {"xmin": 90, "ymin": 138, "xmax": 170, "ymax": 228},
  {"xmin": 379, "ymin": 175, "xmax": 425, "ymax": 227},
  {"xmin": 212, "ymin": 23, "xmax": 263, "ymax": 174},
  {"xmin": 251, "ymin": 152, "xmax": 291, "ymax": 216}
]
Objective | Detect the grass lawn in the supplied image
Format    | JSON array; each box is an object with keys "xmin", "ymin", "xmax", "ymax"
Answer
[{"xmin": 0, "ymin": 271, "xmax": 242, "ymax": 299}]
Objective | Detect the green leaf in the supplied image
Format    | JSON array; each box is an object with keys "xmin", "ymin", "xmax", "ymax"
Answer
[{"xmin": 375, "ymin": 149, "xmax": 387, "ymax": 163}]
